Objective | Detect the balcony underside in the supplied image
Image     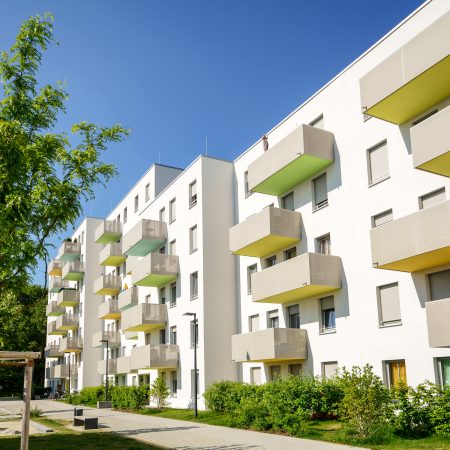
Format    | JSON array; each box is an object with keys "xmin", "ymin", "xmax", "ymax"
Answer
[
  {"xmin": 58, "ymin": 324, "xmax": 78, "ymax": 331},
  {"xmin": 47, "ymin": 310, "xmax": 64, "ymax": 317},
  {"xmin": 49, "ymin": 286, "xmax": 63, "ymax": 294},
  {"xmin": 233, "ymin": 235, "xmax": 299, "ymax": 258},
  {"xmin": 124, "ymin": 322, "xmax": 165, "ymax": 332},
  {"xmin": 252, "ymin": 155, "xmax": 333, "ymax": 196},
  {"xmin": 95, "ymin": 287, "xmax": 121, "ymax": 296},
  {"xmin": 365, "ymin": 56, "xmax": 450, "ymax": 124},
  {"xmin": 99, "ymin": 311, "xmax": 121, "ymax": 320},
  {"xmin": 416, "ymin": 151, "xmax": 450, "ymax": 177},
  {"xmin": 48, "ymin": 267, "xmax": 62, "ymax": 277},
  {"xmin": 62, "ymin": 346, "xmax": 82, "ymax": 353},
  {"xmin": 100, "ymin": 255, "xmax": 127, "ymax": 267},
  {"xmin": 254, "ymin": 284, "xmax": 338, "ymax": 304},
  {"xmin": 58, "ymin": 291, "xmax": 79, "ymax": 307},
  {"xmin": 96, "ymin": 231, "xmax": 121, "ymax": 244},
  {"xmin": 48, "ymin": 329, "xmax": 67, "ymax": 336},
  {"xmin": 124, "ymin": 239, "xmax": 166, "ymax": 257},
  {"xmin": 134, "ymin": 273, "xmax": 177, "ymax": 288},
  {"xmin": 125, "ymin": 331, "xmax": 138, "ymax": 340},
  {"xmin": 59, "ymin": 253, "xmax": 80, "ymax": 262},
  {"xmin": 62, "ymin": 272, "xmax": 84, "ymax": 281}
]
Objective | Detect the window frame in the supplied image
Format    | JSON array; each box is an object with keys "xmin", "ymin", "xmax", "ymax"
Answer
[
  {"xmin": 418, "ymin": 187, "xmax": 446, "ymax": 210},
  {"xmin": 169, "ymin": 198, "xmax": 176, "ymax": 223},
  {"xmin": 189, "ymin": 225, "xmax": 198, "ymax": 253},
  {"xmin": 189, "ymin": 180, "xmax": 198, "ymax": 208},
  {"xmin": 371, "ymin": 209, "xmax": 393, "ymax": 228},
  {"xmin": 319, "ymin": 296, "xmax": 336, "ymax": 334},
  {"xmin": 367, "ymin": 140, "xmax": 390, "ymax": 187},
  {"xmin": 312, "ymin": 173, "xmax": 328, "ymax": 211},
  {"xmin": 190, "ymin": 271, "xmax": 198, "ymax": 300},
  {"xmin": 247, "ymin": 264, "xmax": 257, "ymax": 294}
]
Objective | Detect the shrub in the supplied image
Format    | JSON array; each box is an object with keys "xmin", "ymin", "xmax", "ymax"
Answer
[
  {"xmin": 204, "ymin": 380, "xmax": 258, "ymax": 413},
  {"xmin": 337, "ymin": 364, "xmax": 392, "ymax": 438},
  {"xmin": 232, "ymin": 396, "xmax": 270, "ymax": 431},
  {"xmin": 30, "ymin": 406, "xmax": 43, "ymax": 418},
  {"xmin": 150, "ymin": 376, "xmax": 170, "ymax": 409},
  {"xmin": 111, "ymin": 384, "xmax": 150, "ymax": 410},
  {"xmin": 430, "ymin": 385, "xmax": 450, "ymax": 435}
]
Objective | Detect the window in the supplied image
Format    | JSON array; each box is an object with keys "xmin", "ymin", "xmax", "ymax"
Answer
[
  {"xmin": 191, "ymin": 369, "xmax": 199, "ymax": 398},
  {"xmin": 145, "ymin": 294, "xmax": 151, "ymax": 304},
  {"xmin": 316, "ymin": 234, "xmax": 331, "ymax": 255},
  {"xmin": 288, "ymin": 305, "xmax": 300, "ymax": 328},
  {"xmin": 250, "ymin": 367, "xmax": 261, "ymax": 385},
  {"xmin": 170, "ymin": 282, "xmax": 177, "ymax": 307},
  {"xmin": 267, "ymin": 310, "xmax": 279, "ymax": 329},
  {"xmin": 123, "ymin": 207, "xmax": 128, "ymax": 224},
  {"xmin": 265, "ymin": 255, "xmax": 276, "ymax": 268},
  {"xmin": 419, "ymin": 187, "xmax": 445, "ymax": 210},
  {"xmin": 367, "ymin": 141, "xmax": 389, "ymax": 185},
  {"xmin": 134, "ymin": 195, "xmax": 139, "ymax": 212},
  {"xmin": 190, "ymin": 319, "xmax": 198, "ymax": 347},
  {"xmin": 190, "ymin": 272, "xmax": 198, "ymax": 299},
  {"xmin": 288, "ymin": 364, "xmax": 302, "ymax": 376},
  {"xmin": 159, "ymin": 207, "xmax": 166, "ymax": 223},
  {"xmin": 320, "ymin": 296, "xmax": 336, "ymax": 333},
  {"xmin": 145, "ymin": 183, "xmax": 150, "ymax": 202},
  {"xmin": 385, "ymin": 360, "xmax": 407, "ymax": 388},
  {"xmin": 117, "ymin": 213, "xmax": 121, "ymax": 223},
  {"xmin": 428, "ymin": 269, "xmax": 450, "ymax": 301},
  {"xmin": 244, "ymin": 171, "xmax": 252, "ymax": 197},
  {"xmin": 169, "ymin": 198, "xmax": 176, "ymax": 223},
  {"xmin": 313, "ymin": 173, "xmax": 328, "ymax": 209},
  {"xmin": 159, "ymin": 245, "xmax": 166, "ymax": 254},
  {"xmin": 270, "ymin": 365, "xmax": 281, "ymax": 381},
  {"xmin": 159, "ymin": 287, "xmax": 166, "ymax": 305},
  {"xmin": 284, "ymin": 247, "xmax": 297, "ymax": 260},
  {"xmin": 170, "ymin": 326, "xmax": 177, "ymax": 345},
  {"xmin": 189, "ymin": 180, "xmax": 197, "ymax": 208},
  {"xmin": 249, "ymin": 314, "xmax": 259, "ymax": 332},
  {"xmin": 171, "ymin": 371, "xmax": 178, "ymax": 395},
  {"xmin": 377, "ymin": 283, "xmax": 401, "ymax": 326},
  {"xmin": 159, "ymin": 329, "xmax": 166, "ymax": 345},
  {"xmin": 322, "ymin": 362, "xmax": 338, "ymax": 379},
  {"xmin": 169, "ymin": 239, "xmax": 176, "ymax": 255},
  {"xmin": 190, "ymin": 225, "xmax": 198, "ymax": 253},
  {"xmin": 437, "ymin": 358, "xmax": 450, "ymax": 387},
  {"xmin": 145, "ymin": 333, "xmax": 151, "ymax": 345},
  {"xmin": 372, "ymin": 209, "xmax": 393, "ymax": 228},
  {"xmin": 412, "ymin": 109, "xmax": 437, "ymax": 126},
  {"xmin": 309, "ymin": 114, "xmax": 324, "ymax": 129},
  {"xmin": 281, "ymin": 192, "xmax": 294, "ymax": 211},
  {"xmin": 247, "ymin": 264, "xmax": 257, "ymax": 294}
]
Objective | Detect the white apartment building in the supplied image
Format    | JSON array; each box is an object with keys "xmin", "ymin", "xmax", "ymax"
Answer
[{"xmin": 46, "ymin": 0, "xmax": 450, "ymax": 405}]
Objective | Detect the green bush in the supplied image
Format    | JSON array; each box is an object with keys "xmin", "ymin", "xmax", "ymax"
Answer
[
  {"xmin": 204, "ymin": 380, "xmax": 258, "ymax": 413},
  {"xmin": 111, "ymin": 385, "xmax": 150, "ymax": 410},
  {"xmin": 150, "ymin": 376, "xmax": 170, "ymax": 408},
  {"xmin": 63, "ymin": 386, "xmax": 104, "ymax": 405}
]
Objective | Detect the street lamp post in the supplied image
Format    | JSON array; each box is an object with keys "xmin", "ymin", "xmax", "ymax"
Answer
[
  {"xmin": 100, "ymin": 339, "xmax": 109, "ymax": 402},
  {"xmin": 183, "ymin": 312, "xmax": 197, "ymax": 419},
  {"xmin": 68, "ymin": 356, "xmax": 71, "ymax": 394}
]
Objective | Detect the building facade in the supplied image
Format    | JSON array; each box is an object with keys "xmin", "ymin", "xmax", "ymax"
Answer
[{"xmin": 46, "ymin": 0, "xmax": 450, "ymax": 405}]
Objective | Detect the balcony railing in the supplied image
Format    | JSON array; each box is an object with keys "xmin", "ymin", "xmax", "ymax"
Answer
[
  {"xmin": 46, "ymin": 301, "xmax": 65, "ymax": 317},
  {"xmin": 48, "ymin": 259, "xmax": 62, "ymax": 277},
  {"xmin": 56, "ymin": 314, "xmax": 79, "ymax": 331},
  {"xmin": 59, "ymin": 336, "xmax": 83, "ymax": 353},
  {"xmin": 118, "ymin": 286, "xmax": 139, "ymax": 311},
  {"xmin": 49, "ymin": 277, "xmax": 69, "ymax": 293},
  {"xmin": 98, "ymin": 299, "xmax": 121, "ymax": 320},
  {"xmin": 94, "ymin": 274, "xmax": 122, "ymax": 296},
  {"xmin": 132, "ymin": 253, "xmax": 178, "ymax": 287},
  {"xmin": 62, "ymin": 261, "xmax": 85, "ymax": 281},
  {"xmin": 46, "ymin": 364, "xmax": 69, "ymax": 379},
  {"xmin": 426, "ymin": 298, "xmax": 450, "ymax": 348},
  {"xmin": 247, "ymin": 125, "xmax": 334, "ymax": 195},
  {"xmin": 44, "ymin": 344, "xmax": 64, "ymax": 358},
  {"xmin": 232, "ymin": 328, "xmax": 308, "ymax": 363},
  {"xmin": 370, "ymin": 200, "xmax": 450, "ymax": 272},
  {"xmin": 58, "ymin": 241, "xmax": 81, "ymax": 261},
  {"xmin": 122, "ymin": 219, "xmax": 167, "ymax": 257},
  {"xmin": 92, "ymin": 330, "xmax": 121, "ymax": 348},
  {"xmin": 116, "ymin": 356, "xmax": 132, "ymax": 374},
  {"xmin": 47, "ymin": 321, "xmax": 67, "ymax": 336},
  {"xmin": 56, "ymin": 289, "xmax": 79, "ymax": 307},
  {"xmin": 99, "ymin": 242, "xmax": 126, "ymax": 266},
  {"xmin": 98, "ymin": 359, "xmax": 118, "ymax": 375},
  {"xmin": 130, "ymin": 344, "xmax": 179, "ymax": 371},
  {"xmin": 229, "ymin": 207, "xmax": 301, "ymax": 257},
  {"xmin": 121, "ymin": 303, "xmax": 167, "ymax": 332},
  {"xmin": 95, "ymin": 220, "xmax": 122, "ymax": 244}
]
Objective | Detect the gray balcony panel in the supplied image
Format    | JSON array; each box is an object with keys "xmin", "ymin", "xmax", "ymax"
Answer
[
  {"xmin": 58, "ymin": 241, "xmax": 81, "ymax": 261},
  {"xmin": 92, "ymin": 330, "xmax": 121, "ymax": 348},
  {"xmin": 44, "ymin": 344, "xmax": 64, "ymax": 358},
  {"xmin": 123, "ymin": 219, "xmax": 167, "ymax": 257},
  {"xmin": 47, "ymin": 321, "xmax": 67, "ymax": 336},
  {"xmin": 62, "ymin": 261, "xmax": 85, "ymax": 281},
  {"xmin": 56, "ymin": 314, "xmax": 79, "ymax": 331},
  {"xmin": 98, "ymin": 359, "xmax": 118, "ymax": 375},
  {"xmin": 99, "ymin": 242, "xmax": 126, "ymax": 266},
  {"xmin": 130, "ymin": 344, "xmax": 179, "ymax": 370},
  {"xmin": 116, "ymin": 356, "xmax": 132, "ymax": 374},
  {"xmin": 59, "ymin": 336, "xmax": 83, "ymax": 353},
  {"xmin": 98, "ymin": 299, "xmax": 121, "ymax": 320},
  {"xmin": 56, "ymin": 289, "xmax": 79, "ymax": 307},
  {"xmin": 49, "ymin": 277, "xmax": 69, "ymax": 293},
  {"xmin": 118, "ymin": 286, "xmax": 139, "ymax": 311},
  {"xmin": 121, "ymin": 303, "xmax": 167, "ymax": 332},
  {"xmin": 46, "ymin": 301, "xmax": 65, "ymax": 317},
  {"xmin": 132, "ymin": 253, "xmax": 178, "ymax": 287},
  {"xmin": 94, "ymin": 274, "xmax": 122, "ymax": 296},
  {"xmin": 48, "ymin": 259, "xmax": 62, "ymax": 276},
  {"xmin": 95, "ymin": 220, "xmax": 122, "ymax": 244},
  {"xmin": 426, "ymin": 299, "xmax": 450, "ymax": 348}
]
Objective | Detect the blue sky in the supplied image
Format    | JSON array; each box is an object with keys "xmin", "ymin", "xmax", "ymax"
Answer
[{"xmin": 1, "ymin": 0, "xmax": 424, "ymax": 285}]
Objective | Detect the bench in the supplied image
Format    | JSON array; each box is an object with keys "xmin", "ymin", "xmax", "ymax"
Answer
[
  {"xmin": 74, "ymin": 407, "xmax": 83, "ymax": 417},
  {"xmin": 73, "ymin": 416, "xmax": 98, "ymax": 430}
]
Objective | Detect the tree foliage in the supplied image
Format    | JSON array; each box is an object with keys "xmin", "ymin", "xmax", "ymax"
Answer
[
  {"xmin": 0, "ymin": 13, "xmax": 128, "ymax": 293},
  {"xmin": 150, "ymin": 375, "xmax": 170, "ymax": 409}
]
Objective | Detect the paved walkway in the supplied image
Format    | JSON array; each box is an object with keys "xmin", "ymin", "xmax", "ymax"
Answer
[{"xmin": 1, "ymin": 400, "xmax": 363, "ymax": 450}]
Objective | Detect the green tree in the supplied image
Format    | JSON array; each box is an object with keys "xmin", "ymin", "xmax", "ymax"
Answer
[
  {"xmin": 150, "ymin": 376, "xmax": 170, "ymax": 409},
  {"xmin": 0, "ymin": 13, "xmax": 128, "ymax": 294}
]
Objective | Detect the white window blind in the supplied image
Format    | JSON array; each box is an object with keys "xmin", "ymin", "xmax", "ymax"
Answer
[
  {"xmin": 247, "ymin": 264, "xmax": 257, "ymax": 293},
  {"xmin": 249, "ymin": 314, "xmax": 259, "ymax": 332},
  {"xmin": 429, "ymin": 269, "xmax": 450, "ymax": 301},
  {"xmin": 282, "ymin": 192, "xmax": 294, "ymax": 211},
  {"xmin": 169, "ymin": 199, "xmax": 176, "ymax": 222},
  {"xmin": 378, "ymin": 283, "xmax": 401, "ymax": 324},
  {"xmin": 190, "ymin": 225, "xmax": 198, "ymax": 252},
  {"xmin": 250, "ymin": 367, "xmax": 261, "ymax": 385},
  {"xmin": 313, "ymin": 174, "xmax": 328, "ymax": 207},
  {"xmin": 323, "ymin": 362, "xmax": 338, "ymax": 379},
  {"xmin": 189, "ymin": 181, "xmax": 197, "ymax": 206},
  {"xmin": 368, "ymin": 142, "xmax": 389, "ymax": 184},
  {"xmin": 420, "ymin": 188, "xmax": 445, "ymax": 210},
  {"xmin": 373, "ymin": 209, "xmax": 393, "ymax": 227},
  {"xmin": 317, "ymin": 234, "xmax": 331, "ymax": 254}
]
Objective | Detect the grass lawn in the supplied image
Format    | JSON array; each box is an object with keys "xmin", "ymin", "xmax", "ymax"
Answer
[{"xmin": 0, "ymin": 418, "xmax": 164, "ymax": 450}]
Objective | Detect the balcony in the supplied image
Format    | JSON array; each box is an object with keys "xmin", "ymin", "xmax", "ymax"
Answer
[
  {"xmin": 95, "ymin": 220, "xmax": 122, "ymax": 244},
  {"xmin": 130, "ymin": 344, "xmax": 179, "ymax": 371},
  {"xmin": 49, "ymin": 277, "xmax": 69, "ymax": 293},
  {"xmin": 62, "ymin": 261, "xmax": 85, "ymax": 281},
  {"xmin": 99, "ymin": 242, "xmax": 126, "ymax": 267},
  {"xmin": 48, "ymin": 259, "xmax": 62, "ymax": 277},
  {"xmin": 44, "ymin": 344, "xmax": 64, "ymax": 358},
  {"xmin": 122, "ymin": 303, "xmax": 167, "ymax": 332},
  {"xmin": 56, "ymin": 314, "xmax": 79, "ymax": 331},
  {"xmin": 98, "ymin": 299, "xmax": 121, "ymax": 320},
  {"xmin": 252, "ymin": 252, "xmax": 341, "ymax": 304},
  {"xmin": 116, "ymin": 356, "xmax": 132, "ymax": 373},
  {"xmin": 56, "ymin": 289, "xmax": 79, "ymax": 307},
  {"xmin": 58, "ymin": 241, "xmax": 81, "ymax": 261},
  {"xmin": 247, "ymin": 125, "xmax": 334, "ymax": 196},
  {"xmin": 47, "ymin": 321, "xmax": 67, "ymax": 336},
  {"xmin": 46, "ymin": 364, "xmax": 69, "ymax": 379},
  {"xmin": 360, "ymin": 13, "xmax": 450, "ymax": 124},
  {"xmin": 411, "ymin": 105, "xmax": 450, "ymax": 177},
  {"xmin": 92, "ymin": 330, "xmax": 121, "ymax": 348},
  {"xmin": 132, "ymin": 253, "xmax": 178, "ymax": 287},
  {"xmin": 122, "ymin": 219, "xmax": 167, "ymax": 257},
  {"xmin": 426, "ymin": 299, "xmax": 450, "ymax": 348},
  {"xmin": 232, "ymin": 328, "xmax": 308, "ymax": 363},
  {"xmin": 59, "ymin": 337, "xmax": 83, "ymax": 353},
  {"xmin": 125, "ymin": 331, "xmax": 138, "ymax": 340},
  {"xmin": 46, "ymin": 301, "xmax": 65, "ymax": 317},
  {"xmin": 229, "ymin": 207, "xmax": 301, "ymax": 257},
  {"xmin": 98, "ymin": 359, "xmax": 118, "ymax": 375},
  {"xmin": 118, "ymin": 286, "xmax": 139, "ymax": 311},
  {"xmin": 370, "ymin": 200, "xmax": 450, "ymax": 272},
  {"xmin": 94, "ymin": 274, "xmax": 122, "ymax": 296}
]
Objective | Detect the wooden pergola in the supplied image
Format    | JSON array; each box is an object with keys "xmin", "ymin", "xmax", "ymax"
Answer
[{"xmin": 0, "ymin": 351, "xmax": 41, "ymax": 450}]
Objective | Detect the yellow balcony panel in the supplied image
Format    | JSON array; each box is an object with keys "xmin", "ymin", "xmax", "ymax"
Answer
[
  {"xmin": 47, "ymin": 321, "xmax": 67, "ymax": 336},
  {"xmin": 121, "ymin": 303, "xmax": 167, "ymax": 332},
  {"xmin": 49, "ymin": 277, "xmax": 69, "ymax": 293},
  {"xmin": 59, "ymin": 336, "xmax": 83, "ymax": 353},
  {"xmin": 230, "ymin": 207, "xmax": 301, "ymax": 257},
  {"xmin": 132, "ymin": 253, "xmax": 178, "ymax": 288},
  {"xmin": 56, "ymin": 314, "xmax": 79, "ymax": 331},
  {"xmin": 125, "ymin": 331, "xmax": 138, "ymax": 340},
  {"xmin": 252, "ymin": 252, "xmax": 341, "ymax": 304},
  {"xmin": 95, "ymin": 220, "xmax": 122, "ymax": 244},
  {"xmin": 99, "ymin": 242, "xmax": 126, "ymax": 267},
  {"xmin": 98, "ymin": 299, "xmax": 121, "ymax": 320},
  {"xmin": 56, "ymin": 289, "xmax": 79, "ymax": 307},
  {"xmin": 98, "ymin": 359, "xmax": 118, "ymax": 375},
  {"xmin": 411, "ymin": 105, "xmax": 450, "ymax": 177},
  {"xmin": 426, "ymin": 299, "xmax": 450, "ymax": 348},
  {"xmin": 48, "ymin": 259, "xmax": 62, "ymax": 277},
  {"xmin": 44, "ymin": 344, "xmax": 64, "ymax": 358},
  {"xmin": 118, "ymin": 286, "xmax": 139, "ymax": 311},
  {"xmin": 94, "ymin": 274, "xmax": 122, "ymax": 296},
  {"xmin": 130, "ymin": 344, "xmax": 179, "ymax": 371},
  {"xmin": 360, "ymin": 13, "xmax": 450, "ymax": 124},
  {"xmin": 58, "ymin": 241, "xmax": 81, "ymax": 262},
  {"xmin": 62, "ymin": 261, "xmax": 85, "ymax": 281},
  {"xmin": 123, "ymin": 219, "xmax": 167, "ymax": 257},
  {"xmin": 371, "ymin": 200, "xmax": 450, "ymax": 272},
  {"xmin": 248, "ymin": 125, "xmax": 334, "ymax": 196},
  {"xmin": 232, "ymin": 328, "xmax": 308, "ymax": 363},
  {"xmin": 92, "ymin": 330, "xmax": 121, "ymax": 348},
  {"xmin": 46, "ymin": 301, "xmax": 65, "ymax": 317}
]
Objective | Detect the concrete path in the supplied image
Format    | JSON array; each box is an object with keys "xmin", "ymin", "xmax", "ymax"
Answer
[{"xmin": 0, "ymin": 400, "xmax": 363, "ymax": 450}]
